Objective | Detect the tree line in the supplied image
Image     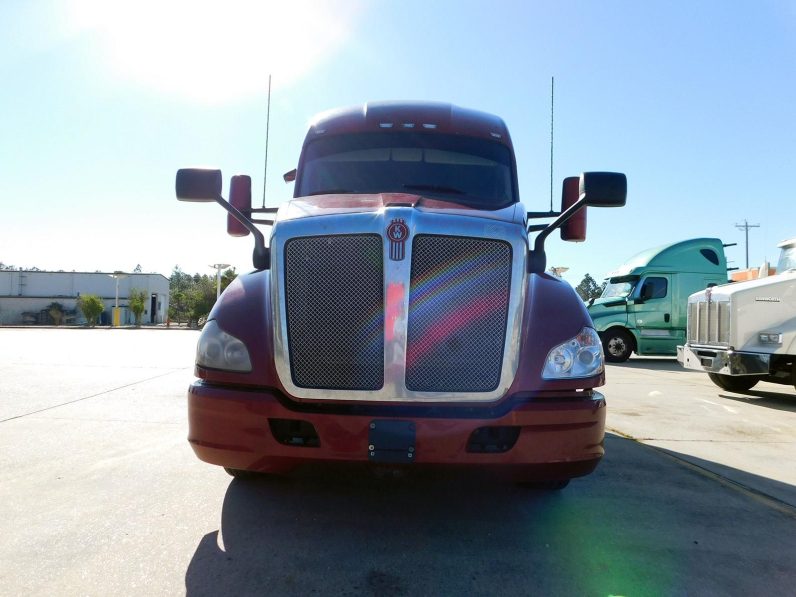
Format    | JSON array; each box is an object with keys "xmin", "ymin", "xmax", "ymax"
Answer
[
  {"xmin": 575, "ymin": 273, "xmax": 605, "ymax": 302},
  {"xmin": 164, "ymin": 266, "xmax": 603, "ymax": 326},
  {"xmin": 168, "ymin": 265, "xmax": 236, "ymax": 326}
]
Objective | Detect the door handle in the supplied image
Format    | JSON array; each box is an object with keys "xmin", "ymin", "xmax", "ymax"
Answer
[{"xmin": 664, "ymin": 313, "xmax": 670, "ymax": 323}]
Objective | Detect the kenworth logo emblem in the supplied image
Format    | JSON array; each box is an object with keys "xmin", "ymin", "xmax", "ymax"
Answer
[{"xmin": 387, "ymin": 218, "xmax": 409, "ymax": 261}]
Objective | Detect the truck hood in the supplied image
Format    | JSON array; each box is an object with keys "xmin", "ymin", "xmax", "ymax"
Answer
[
  {"xmin": 586, "ymin": 297, "xmax": 629, "ymax": 330},
  {"xmin": 589, "ymin": 296, "xmax": 628, "ymax": 310},
  {"xmin": 276, "ymin": 193, "xmax": 526, "ymax": 226},
  {"xmin": 690, "ymin": 271, "xmax": 796, "ymax": 302},
  {"xmin": 688, "ymin": 271, "xmax": 796, "ymax": 354}
]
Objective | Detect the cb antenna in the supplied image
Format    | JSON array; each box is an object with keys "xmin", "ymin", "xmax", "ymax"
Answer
[
  {"xmin": 262, "ymin": 74, "xmax": 272, "ymax": 208},
  {"xmin": 549, "ymin": 76, "xmax": 554, "ymax": 213}
]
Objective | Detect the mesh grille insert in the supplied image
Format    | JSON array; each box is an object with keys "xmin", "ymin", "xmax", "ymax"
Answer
[
  {"xmin": 406, "ymin": 235, "xmax": 512, "ymax": 392},
  {"xmin": 284, "ymin": 235, "xmax": 384, "ymax": 390}
]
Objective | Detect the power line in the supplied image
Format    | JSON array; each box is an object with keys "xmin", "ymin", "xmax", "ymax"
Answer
[{"xmin": 735, "ymin": 219, "xmax": 760, "ymax": 269}]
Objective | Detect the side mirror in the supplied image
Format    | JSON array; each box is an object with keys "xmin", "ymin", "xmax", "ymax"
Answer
[
  {"xmin": 580, "ymin": 172, "xmax": 627, "ymax": 207},
  {"xmin": 283, "ymin": 168, "xmax": 297, "ymax": 183},
  {"xmin": 176, "ymin": 168, "xmax": 222, "ymax": 202},
  {"xmin": 560, "ymin": 176, "xmax": 586, "ymax": 242},
  {"xmin": 228, "ymin": 175, "xmax": 252, "ymax": 237}
]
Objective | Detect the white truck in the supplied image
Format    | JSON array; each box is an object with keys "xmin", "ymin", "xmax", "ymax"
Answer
[{"xmin": 677, "ymin": 237, "xmax": 796, "ymax": 392}]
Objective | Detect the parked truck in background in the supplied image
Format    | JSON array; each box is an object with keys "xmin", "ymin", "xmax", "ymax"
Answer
[
  {"xmin": 175, "ymin": 101, "xmax": 627, "ymax": 489},
  {"xmin": 678, "ymin": 237, "xmax": 796, "ymax": 392},
  {"xmin": 588, "ymin": 238, "xmax": 730, "ymax": 362}
]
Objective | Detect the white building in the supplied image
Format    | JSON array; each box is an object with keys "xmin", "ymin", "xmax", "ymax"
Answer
[{"xmin": 0, "ymin": 271, "xmax": 170, "ymax": 325}]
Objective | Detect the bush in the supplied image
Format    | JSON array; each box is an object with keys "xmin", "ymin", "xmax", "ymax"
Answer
[
  {"xmin": 128, "ymin": 289, "xmax": 147, "ymax": 326},
  {"xmin": 47, "ymin": 302, "xmax": 64, "ymax": 326},
  {"xmin": 77, "ymin": 294, "xmax": 105, "ymax": 327}
]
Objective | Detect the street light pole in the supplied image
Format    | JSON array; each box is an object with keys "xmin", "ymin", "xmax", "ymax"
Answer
[
  {"xmin": 108, "ymin": 271, "xmax": 128, "ymax": 326},
  {"xmin": 211, "ymin": 263, "xmax": 231, "ymax": 299}
]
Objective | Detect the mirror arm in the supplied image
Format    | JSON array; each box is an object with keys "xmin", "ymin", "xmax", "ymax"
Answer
[
  {"xmin": 526, "ymin": 210, "xmax": 561, "ymax": 219},
  {"xmin": 213, "ymin": 195, "xmax": 271, "ymax": 270},
  {"xmin": 528, "ymin": 194, "xmax": 587, "ymax": 273}
]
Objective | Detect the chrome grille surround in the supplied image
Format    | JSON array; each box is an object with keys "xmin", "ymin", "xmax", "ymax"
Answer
[
  {"xmin": 270, "ymin": 204, "xmax": 527, "ymax": 402},
  {"xmin": 687, "ymin": 298, "xmax": 730, "ymax": 346}
]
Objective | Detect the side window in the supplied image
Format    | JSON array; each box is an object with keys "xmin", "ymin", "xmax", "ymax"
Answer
[
  {"xmin": 700, "ymin": 248, "xmax": 720, "ymax": 265},
  {"xmin": 640, "ymin": 277, "xmax": 668, "ymax": 300}
]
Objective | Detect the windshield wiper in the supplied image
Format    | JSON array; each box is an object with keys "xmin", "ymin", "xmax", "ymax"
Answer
[
  {"xmin": 403, "ymin": 184, "xmax": 465, "ymax": 195},
  {"xmin": 307, "ymin": 188, "xmax": 355, "ymax": 196}
]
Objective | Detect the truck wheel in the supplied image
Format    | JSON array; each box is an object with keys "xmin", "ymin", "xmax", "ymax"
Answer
[
  {"xmin": 707, "ymin": 373, "xmax": 760, "ymax": 393},
  {"xmin": 601, "ymin": 329, "xmax": 633, "ymax": 362}
]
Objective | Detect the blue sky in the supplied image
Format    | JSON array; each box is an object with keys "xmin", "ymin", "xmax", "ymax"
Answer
[{"xmin": 1, "ymin": 0, "xmax": 794, "ymax": 286}]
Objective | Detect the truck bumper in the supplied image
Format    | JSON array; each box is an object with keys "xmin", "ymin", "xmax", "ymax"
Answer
[
  {"xmin": 187, "ymin": 382, "xmax": 606, "ymax": 481},
  {"xmin": 677, "ymin": 344, "xmax": 770, "ymax": 375}
]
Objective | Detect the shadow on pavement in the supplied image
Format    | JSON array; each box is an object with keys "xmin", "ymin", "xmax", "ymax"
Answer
[
  {"xmin": 718, "ymin": 388, "xmax": 796, "ymax": 412},
  {"xmin": 184, "ymin": 434, "xmax": 796, "ymax": 596},
  {"xmin": 651, "ymin": 443, "xmax": 796, "ymax": 508}
]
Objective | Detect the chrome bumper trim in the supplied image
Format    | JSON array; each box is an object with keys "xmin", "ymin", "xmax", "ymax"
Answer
[{"xmin": 677, "ymin": 344, "xmax": 770, "ymax": 376}]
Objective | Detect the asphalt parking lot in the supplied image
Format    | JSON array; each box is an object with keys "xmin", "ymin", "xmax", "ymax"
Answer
[{"xmin": 1, "ymin": 328, "xmax": 794, "ymax": 596}]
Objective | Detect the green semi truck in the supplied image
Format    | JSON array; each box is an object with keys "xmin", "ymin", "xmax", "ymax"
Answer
[{"xmin": 588, "ymin": 238, "xmax": 730, "ymax": 362}]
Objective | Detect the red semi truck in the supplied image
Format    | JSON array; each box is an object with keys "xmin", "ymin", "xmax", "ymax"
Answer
[{"xmin": 176, "ymin": 101, "xmax": 626, "ymax": 489}]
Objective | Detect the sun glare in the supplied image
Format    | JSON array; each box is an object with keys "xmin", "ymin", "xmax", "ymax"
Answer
[{"xmin": 65, "ymin": 0, "xmax": 363, "ymax": 103}]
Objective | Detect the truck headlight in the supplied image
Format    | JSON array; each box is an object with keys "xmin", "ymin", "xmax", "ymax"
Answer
[
  {"xmin": 542, "ymin": 327, "xmax": 604, "ymax": 379},
  {"xmin": 196, "ymin": 320, "xmax": 252, "ymax": 372},
  {"xmin": 759, "ymin": 332, "xmax": 782, "ymax": 344}
]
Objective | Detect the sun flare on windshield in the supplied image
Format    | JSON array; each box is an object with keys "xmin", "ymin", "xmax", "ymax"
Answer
[{"xmin": 66, "ymin": 0, "xmax": 362, "ymax": 103}]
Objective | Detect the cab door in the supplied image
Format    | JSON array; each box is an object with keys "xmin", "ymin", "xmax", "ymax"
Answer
[{"xmin": 628, "ymin": 275, "xmax": 675, "ymax": 355}]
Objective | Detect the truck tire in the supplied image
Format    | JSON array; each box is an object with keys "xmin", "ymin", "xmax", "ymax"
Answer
[
  {"xmin": 707, "ymin": 373, "xmax": 760, "ymax": 393},
  {"xmin": 224, "ymin": 467, "xmax": 261, "ymax": 479},
  {"xmin": 601, "ymin": 328, "xmax": 633, "ymax": 363},
  {"xmin": 792, "ymin": 362, "xmax": 796, "ymax": 391}
]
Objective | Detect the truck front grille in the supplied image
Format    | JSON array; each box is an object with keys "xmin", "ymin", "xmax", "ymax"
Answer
[
  {"xmin": 284, "ymin": 235, "xmax": 384, "ymax": 390},
  {"xmin": 688, "ymin": 300, "xmax": 730, "ymax": 346},
  {"xmin": 405, "ymin": 235, "xmax": 512, "ymax": 392}
]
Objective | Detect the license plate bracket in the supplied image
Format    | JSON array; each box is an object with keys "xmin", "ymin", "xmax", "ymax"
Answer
[{"xmin": 368, "ymin": 420, "xmax": 415, "ymax": 463}]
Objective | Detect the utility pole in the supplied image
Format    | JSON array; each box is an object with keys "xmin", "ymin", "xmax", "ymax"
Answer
[{"xmin": 734, "ymin": 220, "xmax": 760, "ymax": 269}]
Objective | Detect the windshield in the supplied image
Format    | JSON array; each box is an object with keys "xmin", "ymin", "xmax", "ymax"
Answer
[
  {"xmin": 296, "ymin": 132, "xmax": 517, "ymax": 209},
  {"xmin": 776, "ymin": 245, "xmax": 796, "ymax": 272},
  {"xmin": 601, "ymin": 276, "xmax": 639, "ymax": 299}
]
